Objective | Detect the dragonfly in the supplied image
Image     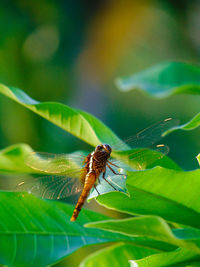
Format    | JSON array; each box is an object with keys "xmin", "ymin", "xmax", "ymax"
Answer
[{"xmin": 17, "ymin": 118, "xmax": 178, "ymax": 221}]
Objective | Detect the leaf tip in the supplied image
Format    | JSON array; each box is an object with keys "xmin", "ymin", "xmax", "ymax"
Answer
[
  {"xmin": 129, "ymin": 260, "xmax": 139, "ymax": 267},
  {"xmin": 196, "ymin": 153, "xmax": 200, "ymax": 166}
]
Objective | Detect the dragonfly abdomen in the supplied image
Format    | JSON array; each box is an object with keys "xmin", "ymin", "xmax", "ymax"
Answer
[
  {"xmin": 70, "ymin": 144, "xmax": 111, "ymax": 221},
  {"xmin": 70, "ymin": 172, "xmax": 96, "ymax": 222}
]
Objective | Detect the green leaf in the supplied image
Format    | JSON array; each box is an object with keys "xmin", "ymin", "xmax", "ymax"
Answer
[
  {"xmin": 0, "ymin": 192, "xmax": 176, "ymax": 267},
  {"xmin": 93, "ymin": 167, "xmax": 200, "ymax": 228},
  {"xmin": 88, "ymin": 172, "xmax": 128, "ymax": 200},
  {"xmin": 0, "ymin": 84, "xmax": 123, "ymax": 148},
  {"xmin": 80, "ymin": 242, "xmax": 158, "ymax": 267},
  {"xmin": 164, "ymin": 113, "xmax": 200, "ymax": 135},
  {"xmin": 116, "ymin": 61, "xmax": 200, "ymax": 98},
  {"xmin": 112, "ymin": 148, "xmax": 181, "ymax": 171},
  {"xmin": 0, "ymin": 85, "xmax": 181, "ymax": 172},
  {"xmin": 130, "ymin": 248, "xmax": 200, "ymax": 267},
  {"xmin": 86, "ymin": 216, "xmax": 200, "ymax": 252},
  {"xmin": 0, "ymin": 191, "xmax": 139, "ymax": 267},
  {"xmin": 0, "ymin": 143, "xmax": 35, "ymax": 173},
  {"xmin": 197, "ymin": 154, "xmax": 200, "ymax": 166},
  {"xmin": 0, "ymin": 144, "xmax": 84, "ymax": 175}
]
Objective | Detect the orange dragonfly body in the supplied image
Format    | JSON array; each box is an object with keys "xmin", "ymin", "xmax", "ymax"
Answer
[
  {"xmin": 70, "ymin": 144, "xmax": 118, "ymax": 221},
  {"xmin": 17, "ymin": 118, "xmax": 178, "ymax": 221}
]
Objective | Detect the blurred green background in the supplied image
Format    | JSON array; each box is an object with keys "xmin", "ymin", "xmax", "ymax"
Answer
[
  {"xmin": 0, "ymin": 1, "xmax": 199, "ymax": 265},
  {"xmin": 0, "ymin": 0, "xmax": 200, "ymax": 170}
]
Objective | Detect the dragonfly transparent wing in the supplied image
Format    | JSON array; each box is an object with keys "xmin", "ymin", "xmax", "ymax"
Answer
[
  {"xmin": 112, "ymin": 118, "xmax": 179, "ymax": 151},
  {"xmin": 17, "ymin": 175, "xmax": 83, "ymax": 200},
  {"xmin": 25, "ymin": 152, "xmax": 84, "ymax": 175},
  {"xmin": 110, "ymin": 144, "xmax": 169, "ymax": 170}
]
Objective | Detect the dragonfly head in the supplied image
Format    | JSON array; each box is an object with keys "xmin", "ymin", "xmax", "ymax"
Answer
[{"xmin": 95, "ymin": 144, "xmax": 112, "ymax": 155}]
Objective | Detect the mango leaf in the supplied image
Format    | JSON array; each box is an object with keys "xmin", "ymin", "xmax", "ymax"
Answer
[
  {"xmin": 115, "ymin": 61, "xmax": 200, "ymax": 98},
  {"xmin": 0, "ymin": 84, "xmax": 123, "ymax": 148},
  {"xmin": 80, "ymin": 242, "xmax": 158, "ymax": 267},
  {"xmin": 0, "ymin": 85, "xmax": 181, "ymax": 171},
  {"xmin": 197, "ymin": 154, "xmax": 200, "ymax": 166},
  {"xmin": 164, "ymin": 113, "xmax": 200, "ymax": 135},
  {"xmin": 130, "ymin": 248, "xmax": 200, "ymax": 267},
  {"xmin": 88, "ymin": 172, "xmax": 128, "ymax": 201},
  {"xmin": 116, "ymin": 61, "xmax": 200, "ymax": 134},
  {"xmin": 91, "ymin": 167, "xmax": 200, "ymax": 228},
  {"xmin": 0, "ymin": 143, "xmax": 35, "ymax": 173},
  {"xmin": 112, "ymin": 147, "xmax": 181, "ymax": 171},
  {"xmin": 0, "ymin": 192, "xmax": 177, "ymax": 267},
  {"xmin": 86, "ymin": 216, "xmax": 200, "ymax": 252},
  {"xmin": 0, "ymin": 191, "xmax": 157, "ymax": 267},
  {"xmin": 0, "ymin": 143, "xmax": 85, "ymax": 176}
]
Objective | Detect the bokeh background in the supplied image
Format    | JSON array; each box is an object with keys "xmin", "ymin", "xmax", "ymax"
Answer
[{"xmin": 0, "ymin": 1, "xmax": 200, "ymax": 266}]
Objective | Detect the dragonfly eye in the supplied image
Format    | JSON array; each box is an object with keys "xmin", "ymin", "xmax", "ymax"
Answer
[
  {"xmin": 95, "ymin": 145, "xmax": 104, "ymax": 152},
  {"xmin": 103, "ymin": 144, "xmax": 112, "ymax": 153}
]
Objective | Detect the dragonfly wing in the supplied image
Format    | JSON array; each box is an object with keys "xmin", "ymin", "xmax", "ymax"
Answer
[
  {"xmin": 112, "ymin": 118, "xmax": 179, "ymax": 150},
  {"xmin": 25, "ymin": 152, "xmax": 83, "ymax": 174},
  {"xmin": 111, "ymin": 144, "xmax": 169, "ymax": 170},
  {"xmin": 17, "ymin": 175, "xmax": 83, "ymax": 200}
]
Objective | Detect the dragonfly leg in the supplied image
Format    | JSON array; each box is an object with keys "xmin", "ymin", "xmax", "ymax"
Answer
[
  {"xmin": 98, "ymin": 175, "xmax": 101, "ymax": 184},
  {"xmin": 99, "ymin": 167, "xmax": 106, "ymax": 184},
  {"xmin": 107, "ymin": 163, "xmax": 124, "ymax": 176},
  {"xmin": 107, "ymin": 163, "xmax": 127, "ymax": 179},
  {"xmin": 94, "ymin": 185, "xmax": 100, "ymax": 195},
  {"xmin": 102, "ymin": 170, "xmax": 117, "ymax": 191},
  {"xmin": 107, "ymin": 160, "xmax": 120, "ymax": 168}
]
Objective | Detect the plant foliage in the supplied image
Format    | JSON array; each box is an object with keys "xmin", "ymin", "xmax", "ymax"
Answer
[
  {"xmin": 116, "ymin": 61, "xmax": 200, "ymax": 98},
  {"xmin": 0, "ymin": 61, "xmax": 200, "ymax": 266}
]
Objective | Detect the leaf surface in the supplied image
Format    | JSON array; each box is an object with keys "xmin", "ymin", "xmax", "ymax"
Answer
[
  {"xmin": 0, "ymin": 84, "xmax": 122, "ymax": 148},
  {"xmin": 116, "ymin": 62, "xmax": 200, "ymax": 98},
  {"xmin": 0, "ymin": 144, "xmax": 35, "ymax": 173},
  {"xmin": 86, "ymin": 216, "xmax": 200, "ymax": 252},
  {"xmin": 0, "ymin": 85, "xmax": 180, "ymax": 171},
  {"xmin": 164, "ymin": 113, "xmax": 200, "ymax": 135},
  {"xmin": 112, "ymin": 147, "xmax": 181, "ymax": 171},
  {"xmin": 92, "ymin": 167, "xmax": 200, "ymax": 228},
  {"xmin": 130, "ymin": 248, "xmax": 200, "ymax": 267},
  {"xmin": 0, "ymin": 191, "xmax": 177, "ymax": 267},
  {"xmin": 0, "ymin": 191, "xmax": 140, "ymax": 267},
  {"xmin": 80, "ymin": 242, "xmax": 158, "ymax": 267},
  {"xmin": 197, "ymin": 154, "xmax": 200, "ymax": 166}
]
